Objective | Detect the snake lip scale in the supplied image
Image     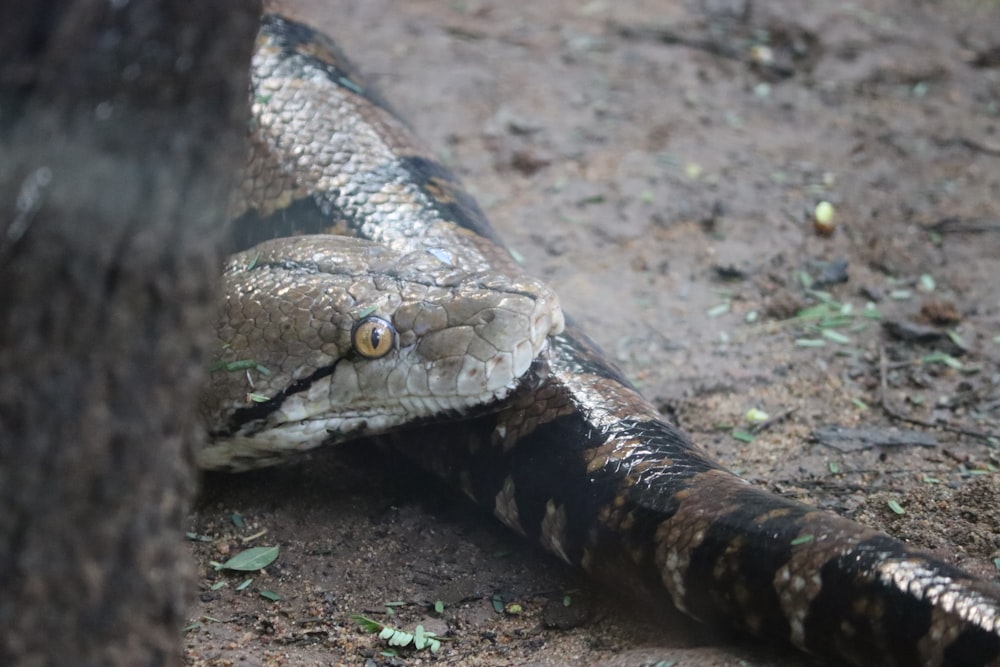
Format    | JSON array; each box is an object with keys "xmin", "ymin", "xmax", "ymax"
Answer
[{"xmin": 199, "ymin": 12, "xmax": 1000, "ymax": 667}]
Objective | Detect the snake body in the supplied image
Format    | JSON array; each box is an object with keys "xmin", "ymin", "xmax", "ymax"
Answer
[{"xmin": 201, "ymin": 14, "xmax": 1000, "ymax": 666}]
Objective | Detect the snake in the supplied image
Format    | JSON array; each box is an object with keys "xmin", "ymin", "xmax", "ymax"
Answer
[{"xmin": 199, "ymin": 13, "xmax": 1000, "ymax": 667}]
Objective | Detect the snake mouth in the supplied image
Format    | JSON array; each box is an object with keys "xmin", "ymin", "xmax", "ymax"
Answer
[
  {"xmin": 211, "ymin": 359, "xmax": 343, "ymax": 441},
  {"xmin": 196, "ymin": 376, "xmax": 522, "ymax": 473},
  {"xmin": 199, "ymin": 342, "xmax": 554, "ymax": 473}
]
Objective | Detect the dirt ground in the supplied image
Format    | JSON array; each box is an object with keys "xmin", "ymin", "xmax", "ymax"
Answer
[{"xmin": 185, "ymin": 1, "xmax": 1000, "ymax": 665}]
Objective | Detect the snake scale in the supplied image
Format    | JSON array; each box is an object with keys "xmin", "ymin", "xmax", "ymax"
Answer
[{"xmin": 201, "ymin": 13, "xmax": 1000, "ymax": 666}]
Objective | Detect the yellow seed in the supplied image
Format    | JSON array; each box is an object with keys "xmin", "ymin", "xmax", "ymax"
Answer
[{"xmin": 814, "ymin": 201, "xmax": 836, "ymax": 236}]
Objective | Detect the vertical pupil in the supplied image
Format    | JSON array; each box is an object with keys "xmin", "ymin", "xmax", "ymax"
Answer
[{"xmin": 369, "ymin": 327, "xmax": 382, "ymax": 349}]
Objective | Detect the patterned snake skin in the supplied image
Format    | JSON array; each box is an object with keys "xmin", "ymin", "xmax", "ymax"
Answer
[{"xmin": 213, "ymin": 13, "xmax": 1000, "ymax": 666}]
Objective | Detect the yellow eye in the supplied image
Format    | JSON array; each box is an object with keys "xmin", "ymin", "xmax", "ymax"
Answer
[{"xmin": 351, "ymin": 316, "xmax": 396, "ymax": 359}]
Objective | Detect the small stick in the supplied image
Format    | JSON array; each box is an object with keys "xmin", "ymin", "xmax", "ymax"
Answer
[{"xmin": 750, "ymin": 406, "xmax": 799, "ymax": 434}]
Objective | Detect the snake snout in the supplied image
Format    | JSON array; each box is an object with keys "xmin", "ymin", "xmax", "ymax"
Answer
[{"xmin": 531, "ymin": 291, "xmax": 565, "ymax": 342}]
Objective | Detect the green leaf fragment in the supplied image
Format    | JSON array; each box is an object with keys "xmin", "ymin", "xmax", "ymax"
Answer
[
  {"xmin": 706, "ymin": 302, "xmax": 730, "ymax": 317},
  {"xmin": 388, "ymin": 629, "xmax": 414, "ymax": 647},
  {"xmin": 216, "ymin": 545, "xmax": 279, "ymax": 572},
  {"xmin": 337, "ymin": 76, "xmax": 364, "ymax": 95},
  {"xmin": 259, "ymin": 589, "xmax": 281, "ymax": 602},
  {"xmin": 821, "ymin": 329, "xmax": 851, "ymax": 344},
  {"xmin": 504, "ymin": 602, "xmax": 523, "ymax": 615},
  {"xmin": 247, "ymin": 393, "xmax": 270, "ymax": 403},
  {"xmin": 922, "ymin": 352, "xmax": 963, "ymax": 369},
  {"xmin": 731, "ymin": 429, "xmax": 755, "ymax": 443},
  {"xmin": 790, "ymin": 534, "xmax": 814, "ymax": 546},
  {"xmin": 491, "ymin": 593, "xmax": 504, "ymax": 613},
  {"xmin": 246, "ymin": 361, "xmax": 271, "ymax": 375},
  {"xmin": 863, "ymin": 303, "xmax": 883, "ymax": 320},
  {"xmin": 795, "ymin": 304, "xmax": 829, "ymax": 321},
  {"xmin": 887, "ymin": 499, "xmax": 905, "ymax": 515},
  {"xmin": 794, "ymin": 338, "xmax": 825, "ymax": 347},
  {"xmin": 357, "ymin": 305, "xmax": 378, "ymax": 318},
  {"xmin": 351, "ymin": 615, "xmax": 383, "ymax": 634},
  {"xmin": 235, "ymin": 578, "xmax": 252, "ymax": 591},
  {"xmin": 208, "ymin": 359, "xmax": 271, "ymax": 375},
  {"xmin": 818, "ymin": 315, "xmax": 854, "ymax": 329},
  {"xmin": 356, "ymin": 616, "xmax": 442, "ymax": 653},
  {"xmin": 434, "ymin": 600, "xmax": 444, "ymax": 614},
  {"xmin": 828, "ymin": 461, "xmax": 840, "ymax": 474},
  {"xmin": 810, "ymin": 290, "xmax": 837, "ymax": 303}
]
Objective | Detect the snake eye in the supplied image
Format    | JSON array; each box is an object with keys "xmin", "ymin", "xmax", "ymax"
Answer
[{"xmin": 351, "ymin": 316, "xmax": 396, "ymax": 359}]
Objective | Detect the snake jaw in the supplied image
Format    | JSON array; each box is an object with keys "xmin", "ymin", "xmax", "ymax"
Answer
[{"xmin": 197, "ymin": 354, "xmax": 538, "ymax": 473}]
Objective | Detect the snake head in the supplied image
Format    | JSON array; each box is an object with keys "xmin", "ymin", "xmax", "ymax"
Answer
[{"xmin": 198, "ymin": 234, "xmax": 564, "ymax": 471}]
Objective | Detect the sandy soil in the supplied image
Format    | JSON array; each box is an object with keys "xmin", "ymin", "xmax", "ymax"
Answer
[{"xmin": 186, "ymin": 1, "xmax": 1000, "ymax": 665}]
